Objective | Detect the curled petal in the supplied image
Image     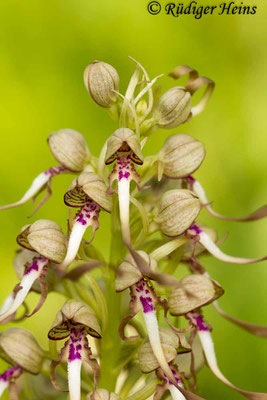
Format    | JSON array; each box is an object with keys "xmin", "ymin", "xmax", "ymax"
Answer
[
  {"xmin": 192, "ymin": 179, "xmax": 267, "ymax": 222},
  {"xmin": 26, "ymin": 276, "xmax": 48, "ymax": 318},
  {"xmin": 0, "ymin": 258, "xmax": 48, "ymax": 323},
  {"xmin": 82, "ymin": 337, "xmax": 100, "ymax": 396},
  {"xmin": 119, "ymin": 311, "xmax": 140, "ymax": 342},
  {"xmin": 213, "ymin": 301, "xmax": 267, "ymax": 338},
  {"xmin": 187, "ymin": 226, "xmax": 267, "ymax": 265},
  {"xmin": 198, "ymin": 330, "xmax": 267, "ymax": 400}
]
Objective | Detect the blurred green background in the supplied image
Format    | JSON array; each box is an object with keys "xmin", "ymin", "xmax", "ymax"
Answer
[{"xmin": 0, "ymin": 0, "xmax": 266, "ymax": 398}]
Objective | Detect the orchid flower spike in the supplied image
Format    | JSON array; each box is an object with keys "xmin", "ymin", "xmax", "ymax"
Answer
[
  {"xmin": 192, "ymin": 314, "xmax": 267, "ymax": 400},
  {"xmin": 0, "ymin": 129, "xmax": 91, "ymax": 214},
  {"xmin": 138, "ymin": 328, "xmax": 191, "ymax": 400},
  {"xmin": 115, "ymin": 252, "xmax": 184, "ymax": 388},
  {"xmin": 0, "ymin": 327, "xmax": 44, "ymax": 397},
  {"xmin": 58, "ymin": 172, "xmax": 112, "ymax": 271},
  {"xmin": 49, "ymin": 301, "xmax": 101, "ymax": 400},
  {"xmin": 188, "ymin": 176, "xmax": 267, "ymax": 222},
  {"xmin": 105, "ymin": 128, "xmax": 144, "ymax": 246},
  {"xmin": 187, "ymin": 224, "xmax": 267, "ymax": 264},
  {"xmin": 0, "ymin": 220, "xmax": 66, "ymax": 323}
]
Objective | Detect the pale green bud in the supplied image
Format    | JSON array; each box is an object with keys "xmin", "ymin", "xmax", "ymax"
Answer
[
  {"xmin": 48, "ymin": 129, "xmax": 91, "ymax": 172},
  {"xmin": 159, "ymin": 134, "xmax": 205, "ymax": 178},
  {"xmin": 169, "ymin": 274, "xmax": 224, "ymax": 316},
  {"xmin": 153, "ymin": 87, "xmax": 192, "ymax": 129},
  {"xmin": 84, "ymin": 61, "xmax": 119, "ymax": 108},
  {"xmin": 0, "ymin": 328, "xmax": 44, "ymax": 374},
  {"xmin": 17, "ymin": 220, "xmax": 66, "ymax": 263},
  {"xmin": 155, "ymin": 189, "xmax": 201, "ymax": 237}
]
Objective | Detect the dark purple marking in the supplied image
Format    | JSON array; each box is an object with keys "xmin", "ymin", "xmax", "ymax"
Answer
[
  {"xmin": 189, "ymin": 224, "xmax": 202, "ymax": 235},
  {"xmin": 0, "ymin": 366, "xmax": 21, "ymax": 382},
  {"xmin": 44, "ymin": 166, "xmax": 66, "ymax": 177},
  {"xmin": 187, "ymin": 175, "xmax": 196, "ymax": 183},
  {"xmin": 24, "ymin": 259, "xmax": 39, "ymax": 275},
  {"xmin": 195, "ymin": 315, "xmax": 209, "ymax": 331},
  {"xmin": 139, "ymin": 296, "xmax": 155, "ymax": 313},
  {"xmin": 75, "ymin": 201, "xmax": 100, "ymax": 226},
  {"xmin": 68, "ymin": 328, "xmax": 84, "ymax": 362},
  {"xmin": 164, "ymin": 369, "xmax": 181, "ymax": 386}
]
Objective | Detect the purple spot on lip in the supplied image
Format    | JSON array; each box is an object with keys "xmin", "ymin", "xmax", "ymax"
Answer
[
  {"xmin": 139, "ymin": 296, "xmax": 155, "ymax": 313},
  {"xmin": 189, "ymin": 224, "xmax": 202, "ymax": 235},
  {"xmin": 68, "ymin": 328, "xmax": 84, "ymax": 361},
  {"xmin": 0, "ymin": 366, "xmax": 21, "ymax": 382},
  {"xmin": 187, "ymin": 175, "xmax": 196, "ymax": 183},
  {"xmin": 24, "ymin": 259, "xmax": 39, "ymax": 275},
  {"xmin": 195, "ymin": 315, "xmax": 209, "ymax": 331}
]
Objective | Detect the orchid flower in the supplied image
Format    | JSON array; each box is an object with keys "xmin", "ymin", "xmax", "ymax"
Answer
[
  {"xmin": 105, "ymin": 128, "xmax": 143, "ymax": 246},
  {"xmin": 49, "ymin": 301, "xmax": 101, "ymax": 400},
  {"xmin": 0, "ymin": 220, "xmax": 66, "ymax": 323},
  {"xmin": 191, "ymin": 313, "xmax": 267, "ymax": 400},
  {"xmin": 186, "ymin": 224, "xmax": 267, "ymax": 264},
  {"xmin": 0, "ymin": 129, "xmax": 90, "ymax": 214},
  {"xmin": 58, "ymin": 172, "xmax": 112, "ymax": 271}
]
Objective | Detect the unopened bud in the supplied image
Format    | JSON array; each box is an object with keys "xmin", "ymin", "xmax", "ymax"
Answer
[
  {"xmin": 84, "ymin": 61, "xmax": 119, "ymax": 108},
  {"xmin": 105, "ymin": 128, "xmax": 143, "ymax": 165},
  {"xmin": 153, "ymin": 87, "xmax": 192, "ymax": 129},
  {"xmin": 136, "ymin": 99, "xmax": 148, "ymax": 116},
  {"xmin": 0, "ymin": 328, "xmax": 44, "ymax": 374},
  {"xmin": 48, "ymin": 129, "xmax": 91, "ymax": 172},
  {"xmin": 169, "ymin": 274, "xmax": 224, "ymax": 316},
  {"xmin": 48, "ymin": 301, "xmax": 101, "ymax": 340},
  {"xmin": 87, "ymin": 389, "xmax": 121, "ymax": 400},
  {"xmin": 64, "ymin": 172, "xmax": 112, "ymax": 213},
  {"xmin": 17, "ymin": 220, "xmax": 66, "ymax": 263},
  {"xmin": 159, "ymin": 134, "xmax": 205, "ymax": 178},
  {"xmin": 155, "ymin": 189, "xmax": 201, "ymax": 237},
  {"xmin": 138, "ymin": 327, "xmax": 190, "ymax": 373}
]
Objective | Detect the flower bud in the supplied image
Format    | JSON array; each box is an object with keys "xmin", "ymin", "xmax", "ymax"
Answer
[
  {"xmin": 105, "ymin": 128, "xmax": 143, "ymax": 165},
  {"xmin": 48, "ymin": 301, "xmax": 101, "ymax": 340},
  {"xmin": 0, "ymin": 328, "xmax": 44, "ymax": 374},
  {"xmin": 48, "ymin": 129, "xmax": 91, "ymax": 172},
  {"xmin": 169, "ymin": 275, "xmax": 224, "ymax": 316},
  {"xmin": 17, "ymin": 220, "xmax": 66, "ymax": 263},
  {"xmin": 153, "ymin": 87, "xmax": 192, "ymax": 129},
  {"xmin": 159, "ymin": 134, "xmax": 205, "ymax": 178},
  {"xmin": 64, "ymin": 172, "xmax": 112, "ymax": 213},
  {"xmin": 115, "ymin": 251, "xmax": 149, "ymax": 292},
  {"xmin": 86, "ymin": 389, "xmax": 121, "ymax": 400},
  {"xmin": 182, "ymin": 224, "xmax": 217, "ymax": 260},
  {"xmin": 138, "ymin": 327, "xmax": 191, "ymax": 373},
  {"xmin": 155, "ymin": 189, "xmax": 201, "ymax": 237},
  {"xmin": 84, "ymin": 61, "xmax": 119, "ymax": 108}
]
